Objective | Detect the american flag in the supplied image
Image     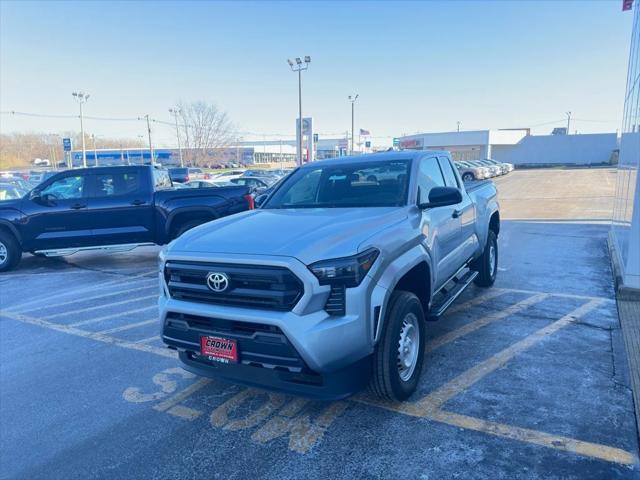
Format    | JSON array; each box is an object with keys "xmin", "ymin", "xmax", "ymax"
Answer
[
  {"xmin": 623, "ymin": 0, "xmax": 633, "ymax": 10},
  {"xmin": 359, "ymin": 128, "xmax": 371, "ymax": 136}
]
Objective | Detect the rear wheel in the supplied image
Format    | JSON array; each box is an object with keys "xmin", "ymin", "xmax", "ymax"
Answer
[
  {"xmin": 473, "ymin": 230, "xmax": 498, "ymax": 287},
  {"xmin": 0, "ymin": 231, "xmax": 21, "ymax": 272},
  {"xmin": 462, "ymin": 172, "xmax": 474, "ymax": 182},
  {"xmin": 370, "ymin": 291, "xmax": 426, "ymax": 401}
]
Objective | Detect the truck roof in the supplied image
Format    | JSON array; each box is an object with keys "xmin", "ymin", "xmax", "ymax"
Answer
[{"xmin": 305, "ymin": 150, "xmax": 449, "ymax": 168}]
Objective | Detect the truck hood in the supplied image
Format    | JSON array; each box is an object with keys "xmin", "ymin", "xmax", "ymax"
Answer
[{"xmin": 170, "ymin": 207, "xmax": 408, "ymax": 265}]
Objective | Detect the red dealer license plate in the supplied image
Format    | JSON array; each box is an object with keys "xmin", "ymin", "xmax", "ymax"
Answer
[{"xmin": 200, "ymin": 336, "xmax": 238, "ymax": 364}]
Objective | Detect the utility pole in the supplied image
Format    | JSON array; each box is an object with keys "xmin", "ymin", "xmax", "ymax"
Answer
[
  {"xmin": 457, "ymin": 121, "xmax": 461, "ymax": 132},
  {"xmin": 169, "ymin": 108, "xmax": 184, "ymax": 167},
  {"xmin": 287, "ymin": 56, "xmax": 311, "ymax": 166},
  {"xmin": 349, "ymin": 94, "xmax": 358, "ymax": 155},
  {"xmin": 566, "ymin": 111, "xmax": 572, "ymax": 135},
  {"xmin": 92, "ymin": 134, "xmax": 98, "ymax": 166},
  {"xmin": 72, "ymin": 91, "xmax": 90, "ymax": 168},
  {"xmin": 144, "ymin": 115, "xmax": 155, "ymax": 166}
]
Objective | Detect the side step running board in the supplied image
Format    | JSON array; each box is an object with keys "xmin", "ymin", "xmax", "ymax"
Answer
[
  {"xmin": 35, "ymin": 242, "xmax": 155, "ymax": 257},
  {"xmin": 427, "ymin": 270, "xmax": 478, "ymax": 321}
]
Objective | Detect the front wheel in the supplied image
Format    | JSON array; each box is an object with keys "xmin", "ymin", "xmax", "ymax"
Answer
[
  {"xmin": 0, "ymin": 231, "xmax": 21, "ymax": 272},
  {"xmin": 473, "ymin": 230, "xmax": 498, "ymax": 287},
  {"xmin": 462, "ymin": 173, "xmax": 474, "ymax": 182},
  {"xmin": 370, "ymin": 291, "xmax": 426, "ymax": 401}
]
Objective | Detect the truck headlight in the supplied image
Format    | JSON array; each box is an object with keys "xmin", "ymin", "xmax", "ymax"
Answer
[
  {"xmin": 158, "ymin": 246, "xmax": 168, "ymax": 271},
  {"xmin": 308, "ymin": 248, "xmax": 379, "ymax": 287}
]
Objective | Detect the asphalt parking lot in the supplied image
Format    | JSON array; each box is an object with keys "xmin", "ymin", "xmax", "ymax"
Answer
[{"xmin": 1, "ymin": 167, "xmax": 638, "ymax": 480}]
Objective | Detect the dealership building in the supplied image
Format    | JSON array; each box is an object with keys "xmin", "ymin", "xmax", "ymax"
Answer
[{"xmin": 397, "ymin": 128, "xmax": 619, "ymax": 167}]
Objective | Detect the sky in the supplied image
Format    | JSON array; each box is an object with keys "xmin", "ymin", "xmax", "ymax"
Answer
[{"xmin": 0, "ymin": 0, "xmax": 635, "ymax": 147}]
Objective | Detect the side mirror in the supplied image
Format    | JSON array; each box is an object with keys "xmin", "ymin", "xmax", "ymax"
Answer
[
  {"xmin": 254, "ymin": 193, "xmax": 268, "ymax": 208},
  {"xmin": 29, "ymin": 189, "xmax": 42, "ymax": 202},
  {"xmin": 419, "ymin": 186, "xmax": 462, "ymax": 209}
]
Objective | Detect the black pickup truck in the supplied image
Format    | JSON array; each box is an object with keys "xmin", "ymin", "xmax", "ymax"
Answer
[{"xmin": 0, "ymin": 165, "xmax": 253, "ymax": 271}]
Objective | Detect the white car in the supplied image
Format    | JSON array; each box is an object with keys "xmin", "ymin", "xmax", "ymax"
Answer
[{"xmin": 210, "ymin": 170, "xmax": 246, "ymax": 182}]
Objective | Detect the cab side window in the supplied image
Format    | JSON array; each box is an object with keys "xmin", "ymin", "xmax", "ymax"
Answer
[
  {"xmin": 40, "ymin": 175, "xmax": 86, "ymax": 200},
  {"xmin": 438, "ymin": 157, "xmax": 459, "ymax": 188},
  {"xmin": 95, "ymin": 172, "xmax": 141, "ymax": 197},
  {"xmin": 417, "ymin": 157, "xmax": 445, "ymax": 204}
]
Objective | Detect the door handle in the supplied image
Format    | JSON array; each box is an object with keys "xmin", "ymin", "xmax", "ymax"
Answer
[
  {"xmin": 70, "ymin": 203, "xmax": 86, "ymax": 210},
  {"xmin": 131, "ymin": 199, "xmax": 146, "ymax": 206},
  {"xmin": 452, "ymin": 209, "xmax": 463, "ymax": 218}
]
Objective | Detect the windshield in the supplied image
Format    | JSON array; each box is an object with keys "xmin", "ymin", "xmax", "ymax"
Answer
[{"xmin": 264, "ymin": 159, "xmax": 411, "ymax": 209}]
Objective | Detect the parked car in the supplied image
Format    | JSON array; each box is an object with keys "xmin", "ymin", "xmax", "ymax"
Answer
[
  {"xmin": 0, "ymin": 183, "xmax": 25, "ymax": 201},
  {"xmin": 1, "ymin": 176, "xmax": 33, "ymax": 192},
  {"xmin": 159, "ymin": 151, "xmax": 499, "ymax": 401},
  {"xmin": 467, "ymin": 160, "xmax": 500, "ymax": 177},
  {"xmin": 28, "ymin": 170, "xmax": 58, "ymax": 186},
  {"xmin": 168, "ymin": 167, "xmax": 190, "ymax": 183},
  {"xmin": 0, "ymin": 165, "xmax": 253, "ymax": 272},
  {"xmin": 455, "ymin": 161, "xmax": 491, "ymax": 182},
  {"xmin": 184, "ymin": 180, "xmax": 234, "ymax": 188},
  {"xmin": 188, "ymin": 168, "xmax": 207, "ymax": 180},
  {"xmin": 482, "ymin": 158, "xmax": 514, "ymax": 174},
  {"xmin": 211, "ymin": 170, "xmax": 246, "ymax": 181},
  {"xmin": 230, "ymin": 176, "xmax": 276, "ymax": 194}
]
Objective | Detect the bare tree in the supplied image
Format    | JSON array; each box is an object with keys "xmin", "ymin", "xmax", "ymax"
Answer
[{"xmin": 177, "ymin": 101, "xmax": 236, "ymax": 166}]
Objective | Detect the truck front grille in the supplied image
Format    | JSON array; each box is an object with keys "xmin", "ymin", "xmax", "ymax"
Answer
[{"xmin": 164, "ymin": 261, "xmax": 303, "ymax": 311}]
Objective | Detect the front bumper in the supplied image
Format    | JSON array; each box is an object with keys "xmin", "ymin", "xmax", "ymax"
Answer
[{"xmin": 159, "ymin": 251, "xmax": 380, "ymax": 398}]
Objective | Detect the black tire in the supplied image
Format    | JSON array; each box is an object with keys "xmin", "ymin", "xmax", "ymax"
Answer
[
  {"xmin": 462, "ymin": 172, "xmax": 474, "ymax": 182},
  {"xmin": 473, "ymin": 230, "xmax": 498, "ymax": 287},
  {"xmin": 0, "ymin": 230, "xmax": 22, "ymax": 272},
  {"xmin": 173, "ymin": 219, "xmax": 207, "ymax": 239},
  {"xmin": 370, "ymin": 291, "xmax": 426, "ymax": 401}
]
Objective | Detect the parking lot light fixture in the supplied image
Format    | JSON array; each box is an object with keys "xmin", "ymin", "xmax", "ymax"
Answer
[
  {"xmin": 72, "ymin": 91, "xmax": 90, "ymax": 168},
  {"xmin": 349, "ymin": 94, "xmax": 359, "ymax": 155},
  {"xmin": 288, "ymin": 55, "xmax": 311, "ymax": 165}
]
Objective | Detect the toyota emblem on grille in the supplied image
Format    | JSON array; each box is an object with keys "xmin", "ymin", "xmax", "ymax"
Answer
[{"xmin": 206, "ymin": 272, "xmax": 229, "ymax": 292}]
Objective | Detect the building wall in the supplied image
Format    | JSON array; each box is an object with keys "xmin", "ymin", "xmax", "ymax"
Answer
[
  {"xmin": 611, "ymin": 5, "xmax": 640, "ymax": 290},
  {"xmin": 491, "ymin": 133, "xmax": 618, "ymax": 166}
]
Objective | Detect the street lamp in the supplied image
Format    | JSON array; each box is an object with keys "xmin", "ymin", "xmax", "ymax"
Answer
[
  {"xmin": 72, "ymin": 91, "xmax": 90, "ymax": 168},
  {"xmin": 169, "ymin": 107, "xmax": 184, "ymax": 167},
  {"xmin": 287, "ymin": 55, "xmax": 311, "ymax": 165},
  {"xmin": 348, "ymin": 94, "xmax": 359, "ymax": 155}
]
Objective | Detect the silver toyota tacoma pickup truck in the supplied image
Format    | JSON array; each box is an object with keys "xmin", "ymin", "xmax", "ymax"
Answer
[{"xmin": 159, "ymin": 151, "xmax": 500, "ymax": 401}]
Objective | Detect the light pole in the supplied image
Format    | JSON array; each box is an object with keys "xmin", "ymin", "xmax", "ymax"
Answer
[
  {"xmin": 457, "ymin": 121, "xmax": 461, "ymax": 132},
  {"xmin": 143, "ymin": 115, "xmax": 155, "ymax": 166},
  {"xmin": 137, "ymin": 135, "xmax": 145, "ymax": 164},
  {"xmin": 92, "ymin": 134, "xmax": 98, "ymax": 166},
  {"xmin": 72, "ymin": 91, "xmax": 89, "ymax": 168},
  {"xmin": 169, "ymin": 107, "xmax": 184, "ymax": 167},
  {"xmin": 349, "ymin": 94, "xmax": 358, "ymax": 155},
  {"xmin": 566, "ymin": 111, "xmax": 572, "ymax": 135},
  {"xmin": 287, "ymin": 56, "xmax": 311, "ymax": 165}
]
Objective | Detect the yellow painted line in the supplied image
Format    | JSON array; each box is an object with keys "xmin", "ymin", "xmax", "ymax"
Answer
[
  {"xmin": 19, "ymin": 282, "xmax": 158, "ymax": 315},
  {"xmin": 166, "ymin": 404, "xmax": 203, "ymax": 420},
  {"xmin": 493, "ymin": 287, "xmax": 614, "ymax": 303},
  {"xmin": 426, "ymin": 293, "xmax": 548, "ymax": 353},
  {"xmin": 153, "ymin": 377, "xmax": 212, "ymax": 412},
  {"xmin": 1, "ymin": 310, "xmax": 176, "ymax": 359},
  {"xmin": 8, "ymin": 272, "xmax": 156, "ymax": 312},
  {"xmin": 135, "ymin": 335, "xmax": 161, "ymax": 344},
  {"xmin": 96, "ymin": 318, "xmax": 157, "ymax": 335},
  {"xmin": 444, "ymin": 288, "xmax": 510, "ymax": 316},
  {"xmin": 416, "ymin": 299, "xmax": 602, "ymax": 412},
  {"xmin": 42, "ymin": 294, "xmax": 157, "ymax": 320},
  {"xmin": 427, "ymin": 410, "xmax": 638, "ymax": 466},
  {"xmin": 69, "ymin": 305, "xmax": 157, "ymax": 327}
]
